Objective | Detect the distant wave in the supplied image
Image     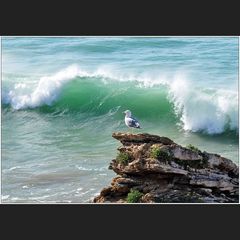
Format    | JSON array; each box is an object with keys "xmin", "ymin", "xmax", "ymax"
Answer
[{"xmin": 2, "ymin": 65, "xmax": 238, "ymax": 135}]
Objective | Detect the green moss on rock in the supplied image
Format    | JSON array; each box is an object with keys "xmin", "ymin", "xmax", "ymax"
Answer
[
  {"xmin": 126, "ymin": 189, "xmax": 143, "ymax": 203},
  {"xmin": 150, "ymin": 146, "xmax": 171, "ymax": 163},
  {"xmin": 116, "ymin": 152, "xmax": 131, "ymax": 165},
  {"xmin": 186, "ymin": 144, "xmax": 200, "ymax": 152}
]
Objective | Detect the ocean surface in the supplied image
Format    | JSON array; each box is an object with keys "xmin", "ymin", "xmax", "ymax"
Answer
[{"xmin": 1, "ymin": 37, "xmax": 239, "ymax": 203}]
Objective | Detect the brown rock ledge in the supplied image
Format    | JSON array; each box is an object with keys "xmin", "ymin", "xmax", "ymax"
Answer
[{"xmin": 93, "ymin": 132, "xmax": 239, "ymax": 203}]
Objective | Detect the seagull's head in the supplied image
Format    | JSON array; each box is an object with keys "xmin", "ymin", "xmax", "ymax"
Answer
[{"xmin": 123, "ymin": 110, "xmax": 132, "ymax": 117}]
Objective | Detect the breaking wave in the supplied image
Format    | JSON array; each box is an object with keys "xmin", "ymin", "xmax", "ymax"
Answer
[{"xmin": 2, "ymin": 65, "xmax": 238, "ymax": 135}]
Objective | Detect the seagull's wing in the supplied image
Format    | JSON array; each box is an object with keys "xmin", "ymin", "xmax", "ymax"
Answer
[{"xmin": 126, "ymin": 117, "xmax": 141, "ymax": 128}]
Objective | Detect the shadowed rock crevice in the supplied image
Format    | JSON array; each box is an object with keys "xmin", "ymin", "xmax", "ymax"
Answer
[{"xmin": 93, "ymin": 133, "xmax": 239, "ymax": 203}]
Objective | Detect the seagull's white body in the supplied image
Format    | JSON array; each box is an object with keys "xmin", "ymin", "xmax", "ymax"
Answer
[{"xmin": 123, "ymin": 110, "xmax": 141, "ymax": 129}]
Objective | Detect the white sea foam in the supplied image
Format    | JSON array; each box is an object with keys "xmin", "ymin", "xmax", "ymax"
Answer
[
  {"xmin": 75, "ymin": 165, "xmax": 107, "ymax": 171},
  {"xmin": 3, "ymin": 65, "xmax": 83, "ymax": 109},
  {"xmin": 168, "ymin": 75, "xmax": 238, "ymax": 134},
  {"xmin": 2, "ymin": 195, "xmax": 10, "ymax": 200},
  {"xmin": 9, "ymin": 166, "xmax": 21, "ymax": 171}
]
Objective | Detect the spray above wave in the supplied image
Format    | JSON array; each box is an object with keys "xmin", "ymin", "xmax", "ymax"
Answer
[{"xmin": 2, "ymin": 65, "xmax": 238, "ymax": 135}]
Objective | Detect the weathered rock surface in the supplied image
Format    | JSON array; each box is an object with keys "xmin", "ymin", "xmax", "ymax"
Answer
[{"xmin": 93, "ymin": 133, "xmax": 239, "ymax": 203}]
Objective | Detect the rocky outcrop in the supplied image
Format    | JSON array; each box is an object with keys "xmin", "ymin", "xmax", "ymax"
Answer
[{"xmin": 93, "ymin": 133, "xmax": 239, "ymax": 203}]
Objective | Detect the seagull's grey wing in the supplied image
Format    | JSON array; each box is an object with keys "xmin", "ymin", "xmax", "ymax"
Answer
[
  {"xmin": 131, "ymin": 117, "xmax": 139, "ymax": 122},
  {"xmin": 126, "ymin": 117, "xmax": 141, "ymax": 128}
]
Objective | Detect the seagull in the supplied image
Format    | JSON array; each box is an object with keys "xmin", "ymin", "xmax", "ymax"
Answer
[{"xmin": 123, "ymin": 110, "xmax": 141, "ymax": 132}]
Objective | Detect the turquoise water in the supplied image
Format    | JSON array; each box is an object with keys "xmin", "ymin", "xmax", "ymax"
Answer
[{"xmin": 1, "ymin": 37, "xmax": 239, "ymax": 203}]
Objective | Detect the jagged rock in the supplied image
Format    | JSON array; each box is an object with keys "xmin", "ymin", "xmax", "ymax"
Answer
[
  {"xmin": 94, "ymin": 133, "xmax": 239, "ymax": 203},
  {"xmin": 112, "ymin": 132, "xmax": 174, "ymax": 145},
  {"xmin": 170, "ymin": 146, "xmax": 203, "ymax": 161}
]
